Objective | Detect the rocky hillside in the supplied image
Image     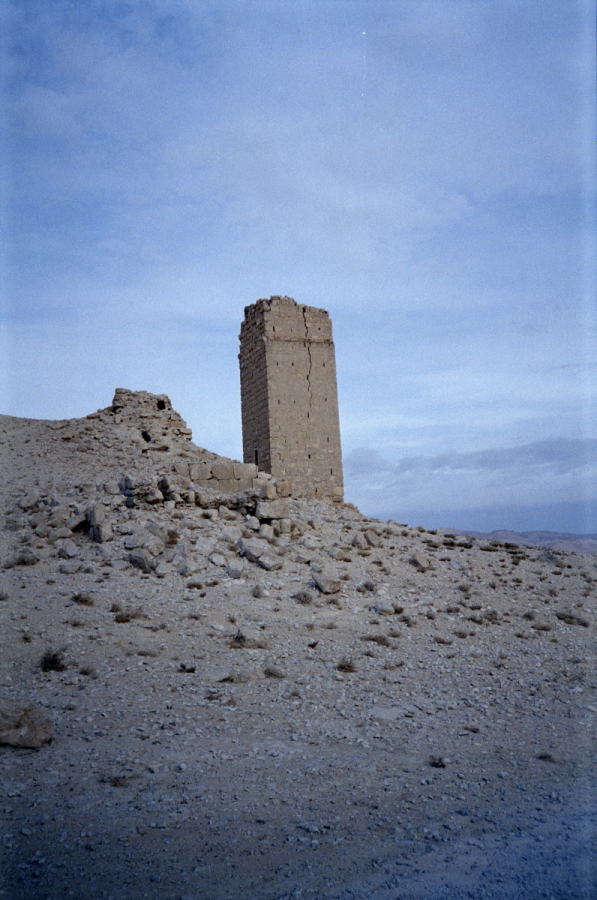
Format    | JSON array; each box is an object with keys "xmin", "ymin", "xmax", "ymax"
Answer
[{"xmin": 1, "ymin": 391, "xmax": 595, "ymax": 900}]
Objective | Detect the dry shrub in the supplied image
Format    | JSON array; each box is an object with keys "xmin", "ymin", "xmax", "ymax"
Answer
[
  {"xmin": 230, "ymin": 629, "xmax": 246, "ymax": 647},
  {"xmin": 230, "ymin": 629, "xmax": 267, "ymax": 649},
  {"xmin": 40, "ymin": 649, "xmax": 66, "ymax": 672},
  {"xmin": 337, "ymin": 658, "xmax": 356, "ymax": 673},
  {"xmin": 556, "ymin": 612, "xmax": 589, "ymax": 627},
  {"xmin": 360, "ymin": 634, "xmax": 390, "ymax": 646},
  {"xmin": 71, "ymin": 592, "xmax": 94, "ymax": 606},
  {"xmin": 111, "ymin": 602, "xmax": 146, "ymax": 623},
  {"xmin": 356, "ymin": 580, "xmax": 376, "ymax": 592},
  {"xmin": 179, "ymin": 663, "xmax": 196, "ymax": 673}
]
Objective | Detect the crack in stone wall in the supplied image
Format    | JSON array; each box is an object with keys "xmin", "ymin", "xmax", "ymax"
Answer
[{"xmin": 301, "ymin": 305, "xmax": 314, "ymax": 423}]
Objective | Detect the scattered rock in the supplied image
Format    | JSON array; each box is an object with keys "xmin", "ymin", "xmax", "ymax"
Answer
[
  {"xmin": 263, "ymin": 663, "xmax": 285, "ymax": 679},
  {"xmin": 128, "ymin": 549, "xmax": 157, "ymax": 572},
  {"xmin": 410, "ymin": 551, "xmax": 431, "ymax": 571},
  {"xmin": 59, "ymin": 560, "xmax": 81, "ymax": 574},
  {"xmin": 237, "ymin": 537, "xmax": 269, "ymax": 563},
  {"xmin": 226, "ymin": 560, "xmax": 245, "ymax": 579},
  {"xmin": 373, "ymin": 600, "xmax": 394, "ymax": 616},
  {"xmin": 370, "ymin": 707, "xmax": 401, "ymax": 721},
  {"xmin": 258, "ymin": 553, "xmax": 283, "ymax": 571},
  {"xmin": 313, "ymin": 571, "xmax": 341, "ymax": 594},
  {"xmin": 363, "ymin": 529, "xmax": 381, "ymax": 548},
  {"xmin": 0, "ymin": 704, "xmax": 54, "ymax": 748},
  {"xmin": 57, "ymin": 539, "xmax": 78, "ymax": 559}
]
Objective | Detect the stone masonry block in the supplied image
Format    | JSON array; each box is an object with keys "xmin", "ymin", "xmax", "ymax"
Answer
[
  {"xmin": 211, "ymin": 461, "xmax": 236, "ymax": 481},
  {"xmin": 255, "ymin": 499, "xmax": 289, "ymax": 520},
  {"xmin": 217, "ymin": 478, "xmax": 241, "ymax": 493},
  {"xmin": 233, "ymin": 462, "xmax": 258, "ymax": 479}
]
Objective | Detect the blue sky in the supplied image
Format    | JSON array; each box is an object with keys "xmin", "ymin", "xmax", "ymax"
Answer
[{"xmin": 2, "ymin": 0, "xmax": 596, "ymax": 533}]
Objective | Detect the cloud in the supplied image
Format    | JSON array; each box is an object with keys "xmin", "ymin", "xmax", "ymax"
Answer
[{"xmin": 344, "ymin": 438, "xmax": 597, "ymax": 530}]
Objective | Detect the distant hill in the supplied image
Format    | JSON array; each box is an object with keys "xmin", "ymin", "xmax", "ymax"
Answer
[{"xmin": 448, "ymin": 528, "xmax": 597, "ymax": 556}]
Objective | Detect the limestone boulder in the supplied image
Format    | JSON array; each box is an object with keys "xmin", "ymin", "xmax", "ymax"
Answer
[
  {"xmin": 237, "ymin": 537, "xmax": 269, "ymax": 563},
  {"xmin": 410, "ymin": 551, "xmax": 431, "ymax": 571},
  {"xmin": 0, "ymin": 704, "xmax": 53, "ymax": 749},
  {"xmin": 128, "ymin": 549, "xmax": 157, "ymax": 572},
  {"xmin": 313, "ymin": 571, "xmax": 341, "ymax": 594}
]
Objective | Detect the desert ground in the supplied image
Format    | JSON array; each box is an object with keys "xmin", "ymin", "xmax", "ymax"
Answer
[{"xmin": 1, "ymin": 392, "xmax": 595, "ymax": 900}]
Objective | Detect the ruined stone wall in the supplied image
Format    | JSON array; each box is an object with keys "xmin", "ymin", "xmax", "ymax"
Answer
[
  {"xmin": 110, "ymin": 388, "xmax": 259, "ymax": 494},
  {"xmin": 239, "ymin": 296, "xmax": 343, "ymax": 501}
]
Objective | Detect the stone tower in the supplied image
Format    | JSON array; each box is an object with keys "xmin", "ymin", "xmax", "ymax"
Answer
[{"xmin": 239, "ymin": 296, "xmax": 343, "ymax": 501}]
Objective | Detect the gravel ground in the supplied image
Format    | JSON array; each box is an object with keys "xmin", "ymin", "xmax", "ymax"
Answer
[{"xmin": 1, "ymin": 397, "xmax": 595, "ymax": 900}]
